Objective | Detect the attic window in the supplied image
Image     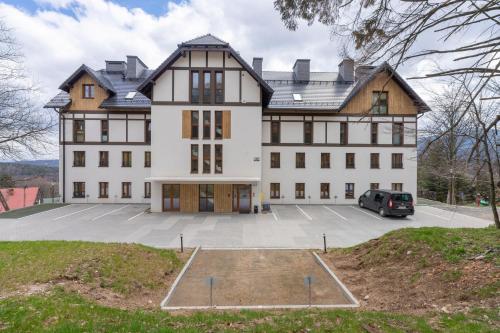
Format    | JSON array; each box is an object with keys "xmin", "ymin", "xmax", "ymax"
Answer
[
  {"xmin": 293, "ymin": 93, "xmax": 302, "ymax": 102},
  {"xmin": 125, "ymin": 91, "xmax": 137, "ymax": 99}
]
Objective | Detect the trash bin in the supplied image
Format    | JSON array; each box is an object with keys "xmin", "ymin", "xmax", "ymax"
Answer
[{"xmin": 253, "ymin": 205, "xmax": 258, "ymax": 214}]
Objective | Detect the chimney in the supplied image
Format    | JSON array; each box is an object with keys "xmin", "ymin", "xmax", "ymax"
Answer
[
  {"xmin": 293, "ymin": 59, "xmax": 310, "ymax": 82},
  {"xmin": 338, "ymin": 58, "xmax": 354, "ymax": 82},
  {"xmin": 355, "ymin": 65, "xmax": 376, "ymax": 81},
  {"xmin": 126, "ymin": 55, "xmax": 148, "ymax": 79},
  {"xmin": 252, "ymin": 57, "xmax": 263, "ymax": 77},
  {"xmin": 105, "ymin": 60, "xmax": 127, "ymax": 74}
]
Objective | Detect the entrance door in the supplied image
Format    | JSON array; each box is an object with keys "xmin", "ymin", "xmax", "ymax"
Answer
[
  {"xmin": 162, "ymin": 184, "xmax": 180, "ymax": 211},
  {"xmin": 233, "ymin": 185, "xmax": 252, "ymax": 213}
]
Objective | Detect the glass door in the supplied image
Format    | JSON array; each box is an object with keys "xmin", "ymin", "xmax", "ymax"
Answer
[
  {"xmin": 162, "ymin": 184, "xmax": 180, "ymax": 211},
  {"xmin": 233, "ymin": 185, "xmax": 252, "ymax": 213}
]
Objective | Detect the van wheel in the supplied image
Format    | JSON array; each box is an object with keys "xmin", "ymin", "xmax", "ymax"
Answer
[
  {"xmin": 359, "ymin": 201, "xmax": 364, "ymax": 208},
  {"xmin": 401, "ymin": 215, "xmax": 407, "ymax": 218},
  {"xmin": 379, "ymin": 208, "xmax": 386, "ymax": 217}
]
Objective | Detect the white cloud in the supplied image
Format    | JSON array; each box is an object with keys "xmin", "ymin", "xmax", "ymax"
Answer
[{"xmin": 0, "ymin": 0, "xmax": 442, "ymax": 158}]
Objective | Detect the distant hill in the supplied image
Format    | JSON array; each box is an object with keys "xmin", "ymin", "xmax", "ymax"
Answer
[
  {"xmin": 12, "ymin": 159, "xmax": 59, "ymax": 168},
  {"xmin": 0, "ymin": 160, "xmax": 58, "ymax": 182}
]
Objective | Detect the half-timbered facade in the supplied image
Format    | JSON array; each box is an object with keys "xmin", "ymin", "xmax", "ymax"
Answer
[{"xmin": 45, "ymin": 34, "xmax": 429, "ymax": 212}]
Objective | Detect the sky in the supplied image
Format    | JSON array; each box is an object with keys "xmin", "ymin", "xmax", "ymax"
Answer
[{"xmin": 0, "ymin": 0, "xmax": 447, "ymax": 160}]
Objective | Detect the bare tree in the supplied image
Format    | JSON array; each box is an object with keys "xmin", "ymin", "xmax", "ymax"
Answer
[
  {"xmin": 0, "ymin": 20, "xmax": 55, "ymax": 159},
  {"xmin": 274, "ymin": 1, "xmax": 500, "ymax": 98},
  {"xmin": 420, "ymin": 83, "xmax": 471, "ymax": 204}
]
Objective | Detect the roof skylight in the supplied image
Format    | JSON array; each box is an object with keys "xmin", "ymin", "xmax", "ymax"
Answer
[
  {"xmin": 125, "ymin": 91, "xmax": 137, "ymax": 99},
  {"xmin": 293, "ymin": 93, "xmax": 303, "ymax": 102}
]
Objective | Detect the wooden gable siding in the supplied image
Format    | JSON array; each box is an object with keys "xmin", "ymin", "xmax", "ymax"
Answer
[
  {"xmin": 341, "ymin": 72, "xmax": 418, "ymax": 115},
  {"xmin": 68, "ymin": 73, "xmax": 109, "ymax": 111}
]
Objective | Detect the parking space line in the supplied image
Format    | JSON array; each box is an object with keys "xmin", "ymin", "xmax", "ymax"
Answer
[
  {"xmin": 271, "ymin": 211, "xmax": 279, "ymax": 222},
  {"xmin": 323, "ymin": 206, "xmax": 348, "ymax": 221},
  {"xmin": 350, "ymin": 206, "xmax": 383, "ymax": 220},
  {"xmin": 18, "ymin": 204, "xmax": 73, "ymax": 220},
  {"xmin": 91, "ymin": 205, "xmax": 129, "ymax": 221},
  {"xmin": 53, "ymin": 205, "xmax": 100, "ymax": 221},
  {"xmin": 418, "ymin": 210, "xmax": 450, "ymax": 221},
  {"xmin": 127, "ymin": 210, "xmax": 145, "ymax": 221},
  {"xmin": 295, "ymin": 205, "xmax": 313, "ymax": 221}
]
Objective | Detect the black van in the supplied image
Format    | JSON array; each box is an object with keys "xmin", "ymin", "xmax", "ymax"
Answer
[{"xmin": 358, "ymin": 190, "xmax": 414, "ymax": 217}]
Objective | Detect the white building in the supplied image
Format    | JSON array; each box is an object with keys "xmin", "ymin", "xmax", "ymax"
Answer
[{"xmin": 45, "ymin": 34, "xmax": 429, "ymax": 213}]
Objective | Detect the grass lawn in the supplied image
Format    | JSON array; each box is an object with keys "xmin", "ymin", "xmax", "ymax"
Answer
[
  {"xmin": 0, "ymin": 290, "xmax": 498, "ymax": 332},
  {"xmin": 0, "ymin": 229, "xmax": 498, "ymax": 332},
  {"xmin": 0, "ymin": 203, "xmax": 68, "ymax": 219}
]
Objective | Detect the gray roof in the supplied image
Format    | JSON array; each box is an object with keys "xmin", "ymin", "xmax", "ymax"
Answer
[
  {"xmin": 59, "ymin": 64, "xmax": 115, "ymax": 93},
  {"xmin": 180, "ymin": 34, "xmax": 229, "ymax": 47},
  {"xmin": 45, "ymin": 68, "xmax": 153, "ymax": 109},
  {"xmin": 263, "ymin": 71, "xmax": 353, "ymax": 110}
]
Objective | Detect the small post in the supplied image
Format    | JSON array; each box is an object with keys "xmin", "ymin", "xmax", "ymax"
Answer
[
  {"xmin": 323, "ymin": 233, "xmax": 327, "ymax": 253},
  {"xmin": 180, "ymin": 233, "xmax": 184, "ymax": 253},
  {"xmin": 210, "ymin": 277, "xmax": 214, "ymax": 307},
  {"xmin": 308, "ymin": 277, "xmax": 312, "ymax": 307}
]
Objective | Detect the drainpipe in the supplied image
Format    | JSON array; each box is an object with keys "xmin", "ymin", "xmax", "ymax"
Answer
[{"xmin": 55, "ymin": 108, "xmax": 65, "ymax": 203}]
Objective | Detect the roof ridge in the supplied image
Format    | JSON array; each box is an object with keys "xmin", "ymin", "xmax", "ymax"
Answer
[{"xmin": 181, "ymin": 33, "xmax": 228, "ymax": 46}]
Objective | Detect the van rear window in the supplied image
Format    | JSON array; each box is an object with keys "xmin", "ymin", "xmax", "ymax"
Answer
[{"xmin": 391, "ymin": 193, "xmax": 412, "ymax": 202}]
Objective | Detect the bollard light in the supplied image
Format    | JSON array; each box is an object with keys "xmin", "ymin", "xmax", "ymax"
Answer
[
  {"xmin": 180, "ymin": 233, "xmax": 184, "ymax": 253},
  {"xmin": 323, "ymin": 233, "xmax": 327, "ymax": 253}
]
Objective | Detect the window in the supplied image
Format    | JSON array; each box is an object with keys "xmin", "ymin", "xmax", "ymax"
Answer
[
  {"xmin": 346, "ymin": 153, "xmax": 355, "ymax": 169},
  {"xmin": 392, "ymin": 153, "xmax": 403, "ymax": 169},
  {"xmin": 371, "ymin": 91, "xmax": 388, "ymax": 114},
  {"xmin": 122, "ymin": 151, "xmax": 131, "ymax": 167},
  {"xmin": 296, "ymin": 152, "xmax": 305, "ymax": 168},
  {"xmin": 203, "ymin": 144, "xmax": 210, "ymax": 173},
  {"xmin": 370, "ymin": 183, "xmax": 379, "ymax": 190},
  {"xmin": 371, "ymin": 123, "xmax": 378, "ymax": 144},
  {"xmin": 321, "ymin": 153, "xmax": 330, "ymax": 168},
  {"xmin": 392, "ymin": 123, "xmax": 404, "ymax": 145},
  {"xmin": 101, "ymin": 120, "xmax": 108, "ymax": 143},
  {"xmin": 145, "ymin": 120, "xmax": 151, "ymax": 144},
  {"xmin": 370, "ymin": 153, "xmax": 380, "ymax": 169},
  {"xmin": 320, "ymin": 183, "xmax": 330, "ymax": 199},
  {"xmin": 83, "ymin": 84, "xmax": 94, "ymax": 99},
  {"xmin": 199, "ymin": 184, "xmax": 214, "ymax": 212},
  {"xmin": 73, "ymin": 151, "xmax": 85, "ymax": 167},
  {"xmin": 293, "ymin": 93, "xmax": 302, "ymax": 102},
  {"xmin": 203, "ymin": 71, "xmax": 212, "ymax": 104},
  {"xmin": 271, "ymin": 121, "xmax": 280, "ymax": 144},
  {"xmin": 215, "ymin": 72, "xmax": 223, "ymax": 104},
  {"xmin": 191, "ymin": 111, "xmax": 199, "ymax": 139},
  {"xmin": 191, "ymin": 71, "xmax": 200, "ymax": 103},
  {"xmin": 191, "ymin": 144, "xmax": 198, "ymax": 173},
  {"xmin": 215, "ymin": 144, "xmax": 223, "ymax": 174},
  {"xmin": 98, "ymin": 182, "xmax": 108, "ymax": 198},
  {"xmin": 73, "ymin": 120, "xmax": 85, "ymax": 143},
  {"xmin": 340, "ymin": 122, "xmax": 348, "ymax": 145},
  {"xmin": 203, "ymin": 111, "xmax": 211, "ymax": 139},
  {"xmin": 345, "ymin": 183, "xmax": 355, "ymax": 199},
  {"xmin": 73, "ymin": 182, "xmax": 85, "ymax": 198},
  {"xmin": 270, "ymin": 183, "xmax": 280, "ymax": 199},
  {"xmin": 122, "ymin": 182, "xmax": 131, "ymax": 198},
  {"xmin": 144, "ymin": 151, "xmax": 151, "ymax": 168},
  {"xmin": 270, "ymin": 152, "xmax": 280, "ymax": 168},
  {"xmin": 295, "ymin": 183, "xmax": 305, "ymax": 199},
  {"xmin": 392, "ymin": 183, "xmax": 403, "ymax": 191},
  {"xmin": 304, "ymin": 121, "xmax": 313, "ymax": 144},
  {"xmin": 97, "ymin": 151, "xmax": 108, "ymax": 167},
  {"xmin": 214, "ymin": 111, "xmax": 223, "ymax": 139},
  {"xmin": 144, "ymin": 182, "xmax": 151, "ymax": 198}
]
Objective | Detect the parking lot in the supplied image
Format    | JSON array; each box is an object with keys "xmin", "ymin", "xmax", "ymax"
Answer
[{"xmin": 0, "ymin": 203, "xmax": 493, "ymax": 248}]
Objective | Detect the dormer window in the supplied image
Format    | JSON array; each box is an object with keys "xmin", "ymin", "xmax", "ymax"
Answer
[
  {"xmin": 83, "ymin": 84, "xmax": 95, "ymax": 99},
  {"xmin": 125, "ymin": 91, "xmax": 136, "ymax": 99},
  {"xmin": 371, "ymin": 91, "xmax": 388, "ymax": 114},
  {"xmin": 293, "ymin": 93, "xmax": 302, "ymax": 102}
]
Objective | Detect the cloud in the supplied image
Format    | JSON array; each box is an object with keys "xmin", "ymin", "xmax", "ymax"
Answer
[{"xmin": 0, "ymin": 0, "xmax": 442, "ymax": 158}]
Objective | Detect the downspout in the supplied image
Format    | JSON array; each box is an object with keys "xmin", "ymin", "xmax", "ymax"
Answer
[{"xmin": 54, "ymin": 108, "xmax": 66, "ymax": 203}]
